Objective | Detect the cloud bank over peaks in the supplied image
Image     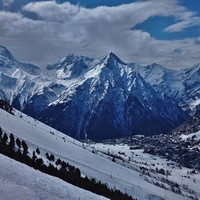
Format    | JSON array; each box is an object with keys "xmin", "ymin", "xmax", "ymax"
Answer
[{"xmin": 0, "ymin": 0, "xmax": 200, "ymax": 69}]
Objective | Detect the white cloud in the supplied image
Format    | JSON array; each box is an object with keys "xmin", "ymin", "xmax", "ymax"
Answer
[
  {"xmin": 0, "ymin": 0, "xmax": 200, "ymax": 69},
  {"xmin": 164, "ymin": 6, "xmax": 200, "ymax": 33},
  {"xmin": 2, "ymin": 0, "xmax": 15, "ymax": 7},
  {"xmin": 23, "ymin": 1, "xmax": 80, "ymax": 22}
]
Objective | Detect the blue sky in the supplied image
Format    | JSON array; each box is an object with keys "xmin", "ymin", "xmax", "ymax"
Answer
[
  {"xmin": 134, "ymin": 16, "xmax": 200, "ymax": 40},
  {"xmin": 60, "ymin": 0, "xmax": 135, "ymax": 7},
  {"xmin": 0, "ymin": 0, "xmax": 200, "ymax": 69}
]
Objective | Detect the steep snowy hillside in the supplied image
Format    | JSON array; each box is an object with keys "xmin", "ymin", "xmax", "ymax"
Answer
[
  {"xmin": 132, "ymin": 63, "xmax": 200, "ymax": 113},
  {"xmin": 35, "ymin": 53, "xmax": 186, "ymax": 140},
  {"xmin": 0, "ymin": 154, "xmax": 108, "ymax": 200},
  {"xmin": 0, "ymin": 108, "xmax": 198, "ymax": 200}
]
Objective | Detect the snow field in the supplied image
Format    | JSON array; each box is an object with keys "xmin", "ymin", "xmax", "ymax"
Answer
[{"xmin": 0, "ymin": 154, "xmax": 108, "ymax": 200}]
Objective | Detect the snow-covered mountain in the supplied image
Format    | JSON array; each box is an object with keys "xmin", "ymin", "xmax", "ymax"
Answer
[
  {"xmin": 0, "ymin": 45, "xmax": 46, "ymax": 110},
  {"xmin": 132, "ymin": 63, "xmax": 200, "ymax": 113},
  {"xmin": 0, "ymin": 45, "xmax": 190, "ymax": 139},
  {"xmin": 0, "ymin": 45, "xmax": 41, "ymax": 76},
  {"xmin": 33, "ymin": 53, "xmax": 186, "ymax": 140},
  {"xmin": 23, "ymin": 54, "xmax": 99, "ymax": 119},
  {"xmin": 46, "ymin": 53, "xmax": 98, "ymax": 81}
]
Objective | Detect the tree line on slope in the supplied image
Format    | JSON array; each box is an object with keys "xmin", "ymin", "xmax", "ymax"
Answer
[
  {"xmin": 0, "ymin": 99, "xmax": 13, "ymax": 114},
  {"xmin": 0, "ymin": 127, "xmax": 135, "ymax": 200}
]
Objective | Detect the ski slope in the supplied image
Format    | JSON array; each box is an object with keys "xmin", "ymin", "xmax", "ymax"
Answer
[
  {"xmin": 0, "ymin": 154, "xmax": 108, "ymax": 200},
  {"xmin": 0, "ymin": 108, "xmax": 198, "ymax": 200}
]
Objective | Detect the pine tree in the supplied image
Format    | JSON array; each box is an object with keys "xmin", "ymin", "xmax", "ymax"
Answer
[
  {"xmin": 16, "ymin": 138, "xmax": 21, "ymax": 150},
  {"xmin": 2, "ymin": 133, "xmax": 8, "ymax": 143},
  {"xmin": 56, "ymin": 158, "xmax": 61, "ymax": 166},
  {"xmin": 112, "ymin": 157, "xmax": 115, "ymax": 162},
  {"xmin": 36, "ymin": 148, "xmax": 40, "ymax": 155},
  {"xmin": 50, "ymin": 154, "xmax": 55, "ymax": 162},
  {"xmin": 32, "ymin": 151, "xmax": 37, "ymax": 161},
  {"xmin": 0, "ymin": 127, "xmax": 3, "ymax": 138},
  {"xmin": 8, "ymin": 133, "xmax": 15, "ymax": 158},
  {"xmin": 21, "ymin": 140, "xmax": 28, "ymax": 155},
  {"xmin": 9, "ymin": 133, "xmax": 15, "ymax": 148}
]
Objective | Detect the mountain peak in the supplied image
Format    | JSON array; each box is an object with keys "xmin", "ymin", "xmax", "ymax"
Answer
[
  {"xmin": 143, "ymin": 63, "xmax": 170, "ymax": 76},
  {"xmin": 0, "ymin": 45, "xmax": 14, "ymax": 60},
  {"xmin": 0, "ymin": 45, "xmax": 8, "ymax": 53},
  {"xmin": 107, "ymin": 52, "xmax": 116, "ymax": 57},
  {"xmin": 62, "ymin": 54, "xmax": 81, "ymax": 63},
  {"xmin": 100, "ymin": 52, "xmax": 126, "ymax": 70},
  {"xmin": 148, "ymin": 63, "xmax": 164, "ymax": 70},
  {"xmin": 106, "ymin": 52, "xmax": 123, "ymax": 62},
  {"xmin": 47, "ymin": 53, "xmax": 97, "ymax": 71},
  {"xmin": 0, "ymin": 45, "xmax": 40, "ymax": 76}
]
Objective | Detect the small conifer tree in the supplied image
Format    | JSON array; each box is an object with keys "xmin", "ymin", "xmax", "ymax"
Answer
[
  {"xmin": 36, "ymin": 148, "xmax": 40, "ymax": 155},
  {"xmin": 22, "ymin": 140, "xmax": 28, "ymax": 155}
]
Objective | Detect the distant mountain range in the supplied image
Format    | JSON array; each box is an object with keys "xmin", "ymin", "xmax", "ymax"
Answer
[
  {"xmin": 0, "ymin": 45, "xmax": 199, "ymax": 140},
  {"xmin": 132, "ymin": 63, "xmax": 200, "ymax": 114}
]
